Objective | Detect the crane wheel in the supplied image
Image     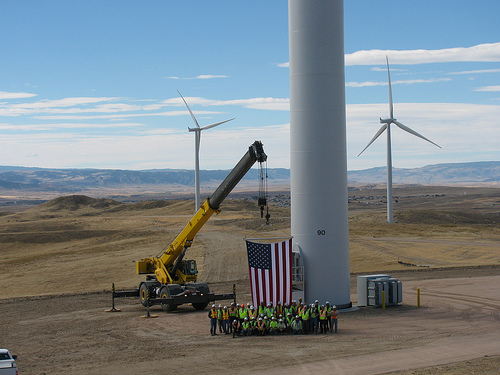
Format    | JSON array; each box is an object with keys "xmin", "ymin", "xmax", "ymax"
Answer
[
  {"xmin": 139, "ymin": 283, "xmax": 152, "ymax": 307},
  {"xmin": 160, "ymin": 286, "xmax": 176, "ymax": 312},
  {"xmin": 192, "ymin": 302, "xmax": 208, "ymax": 310}
]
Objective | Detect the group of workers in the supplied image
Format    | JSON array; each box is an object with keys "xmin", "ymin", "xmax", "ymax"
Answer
[{"xmin": 208, "ymin": 299, "xmax": 339, "ymax": 337}]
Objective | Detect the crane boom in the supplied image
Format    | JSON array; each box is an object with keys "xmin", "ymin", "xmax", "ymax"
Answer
[{"xmin": 134, "ymin": 141, "xmax": 267, "ymax": 310}]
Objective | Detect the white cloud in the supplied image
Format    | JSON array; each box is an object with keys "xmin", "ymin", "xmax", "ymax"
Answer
[
  {"xmin": 0, "ymin": 91, "xmax": 37, "ymax": 99},
  {"xmin": 3, "ymin": 102, "xmax": 499, "ymax": 170},
  {"xmin": 346, "ymin": 42, "xmax": 500, "ymax": 66},
  {"xmin": 346, "ymin": 78, "xmax": 451, "ymax": 88},
  {"xmin": 346, "ymin": 102, "xmax": 500, "ymax": 169},
  {"xmin": 276, "ymin": 62, "xmax": 289, "ymax": 68},
  {"xmin": 162, "ymin": 96, "xmax": 290, "ymax": 111},
  {"xmin": 474, "ymin": 85, "xmax": 500, "ymax": 92},
  {"xmin": 195, "ymin": 75, "xmax": 228, "ymax": 79},
  {"xmin": 0, "ymin": 122, "xmax": 146, "ymax": 131},
  {"xmin": 164, "ymin": 74, "xmax": 228, "ymax": 80},
  {"xmin": 371, "ymin": 67, "xmax": 407, "ymax": 72},
  {"xmin": 279, "ymin": 42, "xmax": 500, "ymax": 67},
  {"xmin": 448, "ymin": 68, "xmax": 500, "ymax": 75},
  {"xmin": 0, "ymin": 97, "xmax": 121, "ymax": 116}
]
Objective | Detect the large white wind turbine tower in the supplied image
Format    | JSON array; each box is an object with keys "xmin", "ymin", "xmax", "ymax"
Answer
[
  {"xmin": 358, "ymin": 57, "xmax": 441, "ymax": 223},
  {"xmin": 177, "ymin": 90, "xmax": 234, "ymax": 212}
]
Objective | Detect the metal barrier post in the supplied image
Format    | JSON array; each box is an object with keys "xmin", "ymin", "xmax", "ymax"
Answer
[
  {"xmin": 141, "ymin": 290, "xmax": 158, "ymax": 318},
  {"xmin": 382, "ymin": 290, "xmax": 386, "ymax": 310},
  {"xmin": 417, "ymin": 287, "xmax": 421, "ymax": 307},
  {"xmin": 105, "ymin": 283, "xmax": 121, "ymax": 312}
]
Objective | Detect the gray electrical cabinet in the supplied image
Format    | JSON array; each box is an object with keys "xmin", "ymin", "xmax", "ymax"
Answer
[{"xmin": 357, "ymin": 274, "xmax": 402, "ymax": 307}]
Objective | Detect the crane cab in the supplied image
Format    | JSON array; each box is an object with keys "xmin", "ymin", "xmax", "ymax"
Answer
[{"xmin": 181, "ymin": 259, "xmax": 198, "ymax": 277}]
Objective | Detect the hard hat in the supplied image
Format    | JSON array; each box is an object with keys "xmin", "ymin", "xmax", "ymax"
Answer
[
  {"xmin": 321, "ymin": 305, "xmax": 325, "ymax": 308},
  {"xmin": 250, "ymin": 305, "xmax": 254, "ymax": 309},
  {"xmin": 333, "ymin": 305, "xmax": 337, "ymax": 309},
  {"xmin": 326, "ymin": 301, "xmax": 330, "ymax": 304},
  {"xmin": 295, "ymin": 315, "xmax": 299, "ymax": 319},
  {"xmin": 287, "ymin": 312, "xmax": 292, "ymax": 315},
  {"xmin": 231, "ymin": 302, "xmax": 235, "ymax": 305},
  {"xmin": 251, "ymin": 317, "xmax": 256, "ymax": 320},
  {"xmin": 259, "ymin": 317, "xmax": 262, "ymax": 321},
  {"xmin": 279, "ymin": 319, "xmax": 283, "ymax": 322},
  {"xmin": 315, "ymin": 300, "xmax": 319, "ymax": 303},
  {"xmin": 224, "ymin": 306, "xmax": 227, "ymax": 309},
  {"xmin": 218, "ymin": 304, "xmax": 222, "ymax": 308},
  {"xmin": 212, "ymin": 304, "xmax": 215, "ymax": 308},
  {"xmin": 264, "ymin": 316, "xmax": 268, "ymax": 320},
  {"xmin": 244, "ymin": 317, "xmax": 248, "ymax": 320},
  {"xmin": 272, "ymin": 316, "xmax": 276, "ymax": 320},
  {"xmin": 278, "ymin": 301, "xmax": 281, "ymax": 304}
]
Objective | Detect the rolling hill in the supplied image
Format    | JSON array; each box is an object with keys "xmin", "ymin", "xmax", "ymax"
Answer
[{"xmin": 0, "ymin": 161, "xmax": 498, "ymax": 194}]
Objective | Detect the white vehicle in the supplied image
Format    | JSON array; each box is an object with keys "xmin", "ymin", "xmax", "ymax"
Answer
[{"xmin": 0, "ymin": 349, "xmax": 18, "ymax": 375}]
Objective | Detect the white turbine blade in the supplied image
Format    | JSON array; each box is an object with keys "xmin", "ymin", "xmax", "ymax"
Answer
[
  {"xmin": 386, "ymin": 56, "xmax": 394, "ymax": 119},
  {"xmin": 393, "ymin": 120, "xmax": 442, "ymax": 149},
  {"xmin": 177, "ymin": 90, "xmax": 200, "ymax": 128},
  {"xmin": 358, "ymin": 124, "xmax": 387, "ymax": 156},
  {"xmin": 200, "ymin": 118, "xmax": 234, "ymax": 131}
]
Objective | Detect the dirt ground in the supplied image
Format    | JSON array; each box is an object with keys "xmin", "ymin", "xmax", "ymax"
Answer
[
  {"xmin": 1, "ymin": 186, "xmax": 500, "ymax": 374},
  {"xmin": 2, "ymin": 268, "xmax": 500, "ymax": 374}
]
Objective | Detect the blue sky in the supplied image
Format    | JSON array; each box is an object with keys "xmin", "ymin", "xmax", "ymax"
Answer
[{"xmin": 1, "ymin": 1, "xmax": 499, "ymax": 171}]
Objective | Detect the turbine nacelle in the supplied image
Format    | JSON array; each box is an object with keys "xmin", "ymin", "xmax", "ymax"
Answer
[{"xmin": 380, "ymin": 117, "xmax": 395, "ymax": 124}]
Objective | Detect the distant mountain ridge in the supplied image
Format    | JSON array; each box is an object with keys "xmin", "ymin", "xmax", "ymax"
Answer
[
  {"xmin": 348, "ymin": 161, "xmax": 500, "ymax": 185},
  {"xmin": 0, "ymin": 162, "xmax": 498, "ymax": 192}
]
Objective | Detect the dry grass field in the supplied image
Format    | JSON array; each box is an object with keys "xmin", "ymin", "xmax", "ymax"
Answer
[{"xmin": 1, "ymin": 185, "xmax": 499, "ymax": 374}]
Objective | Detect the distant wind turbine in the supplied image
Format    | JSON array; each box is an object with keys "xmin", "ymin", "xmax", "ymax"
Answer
[
  {"xmin": 177, "ymin": 90, "xmax": 234, "ymax": 212},
  {"xmin": 358, "ymin": 57, "xmax": 441, "ymax": 223}
]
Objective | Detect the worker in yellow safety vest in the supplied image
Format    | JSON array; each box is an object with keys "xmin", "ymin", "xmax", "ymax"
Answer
[
  {"xmin": 265, "ymin": 302, "xmax": 274, "ymax": 319},
  {"xmin": 275, "ymin": 301, "xmax": 283, "ymax": 317},
  {"xmin": 208, "ymin": 304, "xmax": 218, "ymax": 336},
  {"xmin": 238, "ymin": 303, "xmax": 248, "ymax": 324},
  {"xmin": 256, "ymin": 317, "xmax": 266, "ymax": 336},
  {"xmin": 319, "ymin": 305, "xmax": 328, "ymax": 333},
  {"xmin": 325, "ymin": 301, "xmax": 333, "ymax": 332},
  {"xmin": 222, "ymin": 306, "xmax": 230, "ymax": 334},
  {"xmin": 228, "ymin": 302, "xmax": 238, "ymax": 333},
  {"xmin": 301, "ymin": 305, "xmax": 310, "ymax": 334},
  {"xmin": 269, "ymin": 316, "xmax": 279, "ymax": 335},
  {"xmin": 258, "ymin": 301, "xmax": 266, "ymax": 316},
  {"xmin": 248, "ymin": 305, "xmax": 258, "ymax": 320},
  {"xmin": 217, "ymin": 305, "xmax": 224, "ymax": 333},
  {"xmin": 240, "ymin": 317, "xmax": 251, "ymax": 336}
]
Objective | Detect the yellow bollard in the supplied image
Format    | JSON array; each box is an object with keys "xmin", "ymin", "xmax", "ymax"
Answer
[
  {"xmin": 382, "ymin": 290, "xmax": 386, "ymax": 310},
  {"xmin": 417, "ymin": 287, "xmax": 421, "ymax": 307}
]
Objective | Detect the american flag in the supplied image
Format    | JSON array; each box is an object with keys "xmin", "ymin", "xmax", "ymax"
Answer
[{"xmin": 246, "ymin": 238, "xmax": 292, "ymax": 308}]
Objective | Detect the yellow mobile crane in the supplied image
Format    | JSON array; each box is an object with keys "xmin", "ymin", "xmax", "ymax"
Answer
[{"xmin": 134, "ymin": 141, "xmax": 267, "ymax": 311}]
